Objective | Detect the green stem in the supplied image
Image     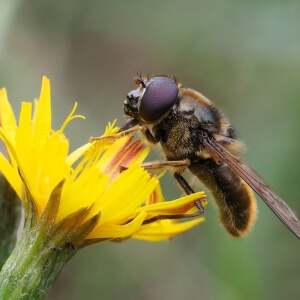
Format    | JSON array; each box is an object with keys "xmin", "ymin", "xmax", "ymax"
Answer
[{"xmin": 0, "ymin": 223, "xmax": 77, "ymax": 299}]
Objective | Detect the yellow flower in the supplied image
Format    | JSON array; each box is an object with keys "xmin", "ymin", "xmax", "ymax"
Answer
[{"xmin": 0, "ymin": 76, "xmax": 206, "ymax": 247}]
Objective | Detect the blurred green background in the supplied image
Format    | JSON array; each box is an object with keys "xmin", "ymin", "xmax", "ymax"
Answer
[{"xmin": 1, "ymin": 0, "xmax": 300, "ymax": 299}]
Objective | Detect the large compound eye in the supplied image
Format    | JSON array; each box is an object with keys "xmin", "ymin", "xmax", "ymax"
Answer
[{"xmin": 139, "ymin": 76, "xmax": 178, "ymax": 123}]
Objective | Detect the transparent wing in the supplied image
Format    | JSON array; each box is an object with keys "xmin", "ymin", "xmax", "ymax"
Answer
[{"xmin": 203, "ymin": 137, "xmax": 300, "ymax": 240}]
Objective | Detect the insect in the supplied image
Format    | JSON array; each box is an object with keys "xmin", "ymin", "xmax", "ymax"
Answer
[{"xmin": 120, "ymin": 74, "xmax": 300, "ymax": 239}]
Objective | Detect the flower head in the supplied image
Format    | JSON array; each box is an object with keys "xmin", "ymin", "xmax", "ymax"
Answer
[
  {"xmin": 0, "ymin": 77, "xmax": 206, "ymax": 248},
  {"xmin": 0, "ymin": 76, "xmax": 207, "ymax": 300}
]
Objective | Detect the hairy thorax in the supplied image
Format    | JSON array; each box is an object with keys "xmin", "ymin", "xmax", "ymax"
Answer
[
  {"xmin": 157, "ymin": 119, "xmax": 198, "ymax": 161},
  {"xmin": 151, "ymin": 90, "xmax": 243, "ymax": 163}
]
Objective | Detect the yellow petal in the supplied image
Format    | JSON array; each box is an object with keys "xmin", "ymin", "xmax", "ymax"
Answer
[
  {"xmin": 146, "ymin": 183, "xmax": 164, "ymax": 205},
  {"xmin": 66, "ymin": 142, "xmax": 91, "ymax": 166},
  {"xmin": 0, "ymin": 152, "xmax": 22, "ymax": 199},
  {"xmin": 32, "ymin": 76, "xmax": 51, "ymax": 139},
  {"xmin": 0, "ymin": 88, "xmax": 17, "ymax": 140},
  {"xmin": 15, "ymin": 102, "xmax": 33, "ymax": 161},
  {"xmin": 133, "ymin": 218, "xmax": 205, "ymax": 241},
  {"xmin": 58, "ymin": 169, "xmax": 109, "ymax": 221},
  {"xmin": 93, "ymin": 165, "xmax": 157, "ymax": 223},
  {"xmin": 88, "ymin": 211, "xmax": 147, "ymax": 239},
  {"xmin": 136, "ymin": 192, "xmax": 206, "ymax": 215}
]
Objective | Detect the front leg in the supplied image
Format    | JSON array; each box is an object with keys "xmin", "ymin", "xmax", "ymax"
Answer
[
  {"xmin": 119, "ymin": 119, "xmax": 139, "ymax": 132},
  {"xmin": 111, "ymin": 119, "xmax": 160, "ymax": 144},
  {"xmin": 141, "ymin": 126, "xmax": 160, "ymax": 144},
  {"xmin": 91, "ymin": 119, "xmax": 142, "ymax": 142},
  {"xmin": 90, "ymin": 125, "xmax": 144, "ymax": 142}
]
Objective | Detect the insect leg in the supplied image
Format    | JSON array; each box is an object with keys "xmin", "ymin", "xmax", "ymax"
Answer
[
  {"xmin": 174, "ymin": 172, "xmax": 205, "ymax": 213},
  {"xmin": 119, "ymin": 119, "xmax": 139, "ymax": 131},
  {"xmin": 142, "ymin": 159, "xmax": 190, "ymax": 170},
  {"xmin": 142, "ymin": 160, "xmax": 204, "ymax": 211},
  {"xmin": 120, "ymin": 119, "xmax": 161, "ymax": 144},
  {"xmin": 90, "ymin": 124, "xmax": 144, "ymax": 142}
]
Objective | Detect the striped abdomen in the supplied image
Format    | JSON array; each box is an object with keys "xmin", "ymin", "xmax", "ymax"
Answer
[{"xmin": 189, "ymin": 159, "xmax": 257, "ymax": 237}]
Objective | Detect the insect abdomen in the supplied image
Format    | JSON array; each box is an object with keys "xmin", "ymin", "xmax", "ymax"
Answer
[{"xmin": 189, "ymin": 160, "xmax": 257, "ymax": 237}]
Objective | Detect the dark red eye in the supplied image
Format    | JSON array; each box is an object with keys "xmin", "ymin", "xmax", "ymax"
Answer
[{"xmin": 139, "ymin": 76, "xmax": 178, "ymax": 123}]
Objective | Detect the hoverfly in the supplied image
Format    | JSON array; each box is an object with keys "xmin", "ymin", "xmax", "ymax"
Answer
[{"xmin": 120, "ymin": 74, "xmax": 300, "ymax": 239}]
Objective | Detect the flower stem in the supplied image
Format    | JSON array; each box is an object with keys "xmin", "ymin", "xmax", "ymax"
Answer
[{"xmin": 0, "ymin": 223, "xmax": 77, "ymax": 300}]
